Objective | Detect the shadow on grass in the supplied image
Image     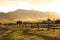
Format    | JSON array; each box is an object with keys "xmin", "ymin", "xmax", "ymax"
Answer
[{"xmin": 23, "ymin": 30, "xmax": 60, "ymax": 40}]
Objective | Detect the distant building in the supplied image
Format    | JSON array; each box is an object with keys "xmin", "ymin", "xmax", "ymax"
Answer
[{"xmin": 5, "ymin": 22, "xmax": 16, "ymax": 25}]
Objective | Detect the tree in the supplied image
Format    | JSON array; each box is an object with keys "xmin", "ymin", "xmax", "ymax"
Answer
[
  {"xmin": 46, "ymin": 19, "xmax": 55, "ymax": 31},
  {"xmin": 16, "ymin": 20, "xmax": 22, "ymax": 25},
  {"xmin": 55, "ymin": 20, "xmax": 60, "ymax": 24},
  {"xmin": 16, "ymin": 20, "xmax": 23, "ymax": 28}
]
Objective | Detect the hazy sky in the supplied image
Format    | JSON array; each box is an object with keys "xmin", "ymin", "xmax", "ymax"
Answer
[{"xmin": 0, "ymin": 0, "xmax": 60, "ymax": 14}]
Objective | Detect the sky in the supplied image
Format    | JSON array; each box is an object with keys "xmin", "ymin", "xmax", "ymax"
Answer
[{"xmin": 0, "ymin": 0, "xmax": 60, "ymax": 14}]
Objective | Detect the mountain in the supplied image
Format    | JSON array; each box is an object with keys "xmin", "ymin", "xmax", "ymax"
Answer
[{"xmin": 0, "ymin": 9, "xmax": 59, "ymax": 23}]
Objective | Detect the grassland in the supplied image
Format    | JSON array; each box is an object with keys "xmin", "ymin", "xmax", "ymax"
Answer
[{"xmin": 0, "ymin": 24, "xmax": 60, "ymax": 40}]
